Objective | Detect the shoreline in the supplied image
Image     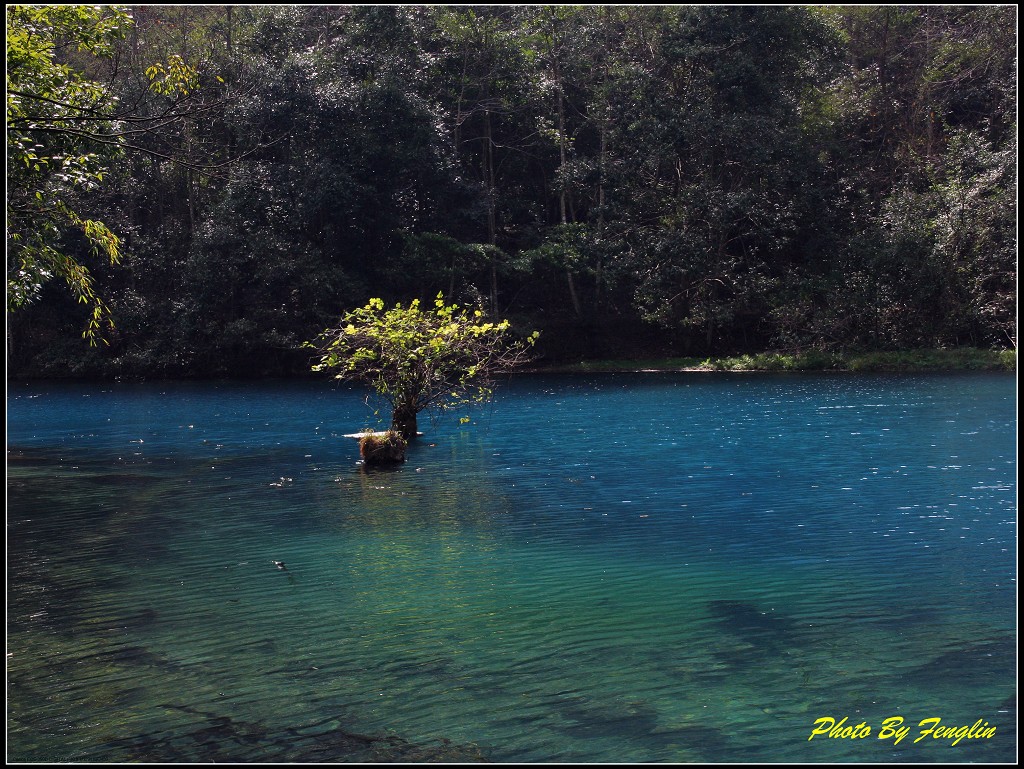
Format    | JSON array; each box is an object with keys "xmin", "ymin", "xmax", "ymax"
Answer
[
  {"xmin": 6, "ymin": 347, "xmax": 1015, "ymax": 382},
  {"xmin": 523, "ymin": 348, "xmax": 1016, "ymax": 375}
]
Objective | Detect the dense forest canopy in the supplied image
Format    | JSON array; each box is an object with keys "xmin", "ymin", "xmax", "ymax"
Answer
[{"xmin": 6, "ymin": 5, "xmax": 1017, "ymax": 378}]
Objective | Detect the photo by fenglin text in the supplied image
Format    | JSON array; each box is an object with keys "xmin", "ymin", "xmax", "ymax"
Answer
[{"xmin": 809, "ymin": 716, "xmax": 997, "ymax": 746}]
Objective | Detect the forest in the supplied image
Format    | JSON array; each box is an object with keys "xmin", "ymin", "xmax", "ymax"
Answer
[{"xmin": 6, "ymin": 5, "xmax": 1017, "ymax": 378}]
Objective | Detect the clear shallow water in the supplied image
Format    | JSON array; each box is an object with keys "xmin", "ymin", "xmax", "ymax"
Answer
[{"xmin": 7, "ymin": 373, "xmax": 1016, "ymax": 763}]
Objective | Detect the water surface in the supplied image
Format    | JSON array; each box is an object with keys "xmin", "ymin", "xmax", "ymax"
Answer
[{"xmin": 7, "ymin": 373, "xmax": 1016, "ymax": 762}]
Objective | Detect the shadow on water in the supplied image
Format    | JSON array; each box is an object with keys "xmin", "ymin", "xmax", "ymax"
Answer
[
  {"xmin": 554, "ymin": 697, "xmax": 660, "ymax": 741},
  {"xmin": 548, "ymin": 694, "xmax": 749, "ymax": 762},
  {"xmin": 705, "ymin": 600, "xmax": 805, "ymax": 669},
  {"xmin": 357, "ymin": 461, "xmax": 408, "ymax": 477},
  {"xmin": 902, "ymin": 636, "xmax": 1016, "ymax": 689},
  {"xmin": 90, "ymin": 643, "xmax": 183, "ymax": 673},
  {"xmin": 102, "ymin": 705, "xmax": 487, "ymax": 763}
]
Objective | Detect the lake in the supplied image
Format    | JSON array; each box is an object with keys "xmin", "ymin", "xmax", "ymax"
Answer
[{"xmin": 6, "ymin": 373, "xmax": 1016, "ymax": 762}]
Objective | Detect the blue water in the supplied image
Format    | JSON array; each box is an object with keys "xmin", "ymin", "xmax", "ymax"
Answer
[{"xmin": 6, "ymin": 373, "xmax": 1017, "ymax": 762}]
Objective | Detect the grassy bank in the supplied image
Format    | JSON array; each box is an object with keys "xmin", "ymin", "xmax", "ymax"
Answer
[{"xmin": 533, "ymin": 348, "xmax": 1016, "ymax": 373}]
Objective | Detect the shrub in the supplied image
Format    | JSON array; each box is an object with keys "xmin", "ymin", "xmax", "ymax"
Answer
[
  {"xmin": 311, "ymin": 295, "xmax": 538, "ymax": 439},
  {"xmin": 358, "ymin": 430, "xmax": 407, "ymax": 465}
]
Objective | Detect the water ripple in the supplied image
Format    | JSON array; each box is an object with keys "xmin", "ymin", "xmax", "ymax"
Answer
[{"xmin": 7, "ymin": 374, "xmax": 1016, "ymax": 763}]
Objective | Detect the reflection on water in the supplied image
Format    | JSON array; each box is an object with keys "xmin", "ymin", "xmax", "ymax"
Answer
[{"xmin": 7, "ymin": 374, "xmax": 1017, "ymax": 762}]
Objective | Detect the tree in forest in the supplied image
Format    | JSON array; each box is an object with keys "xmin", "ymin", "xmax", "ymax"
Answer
[
  {"xmin": 7, "ymin": 5, "xmax": 131, "ymax": 343},
  {"xmin": 7, "ymin": 4, "xmax": 1014, "ymax": 378},
  {"xmin": 6, "ymin": 4, "xmax": 202, "ymax": 344},
  {"xmin": 310, "ymin": 295, "xmax": 538, "ymax": 440},
  {"xmin": 807, "ymin": 4, "xmax": 1018, "ymax": 350}
]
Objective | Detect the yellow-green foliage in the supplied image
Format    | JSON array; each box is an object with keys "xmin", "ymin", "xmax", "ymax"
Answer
[
  {"xmin": 311, "ymin": 293, "xmax": 538, "ymax": 418},
  {"xmin": 709, "ymin": 351, "xmax": 841, "ymax": 371}
]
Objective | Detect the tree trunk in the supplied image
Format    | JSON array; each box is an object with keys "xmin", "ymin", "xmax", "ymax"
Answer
[
  {"xmin": 391, "ymin": 404, "xmax": 419, "ymax": 441},
  {"xmin": 483, "ymin": 110, "xmax": 498, "ymax": 315},
  {"xmin": 550, "ymin": 26, "xmax": 582, "ymax": 320},
  {"xmin": 225, "ymin": 6, "xmax": 232, "ymax": 56},
  {"xmin": 595, "ymin": 8, "xmax": 611, "ymax": 316}
]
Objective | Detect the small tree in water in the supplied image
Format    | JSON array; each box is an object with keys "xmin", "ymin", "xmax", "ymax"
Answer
[{"xmin": 311, "ymin": 295, "xmax": 538, "ymax": 440}]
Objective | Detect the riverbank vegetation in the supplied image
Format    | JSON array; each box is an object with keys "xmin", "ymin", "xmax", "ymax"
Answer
[
  {"xmin": 537, "ymin": 347, "xmax": 1016, "ymax": 374},
  {"xmin": 6, "ymin": 6, "xmax": 1016, "ymax": 379}
]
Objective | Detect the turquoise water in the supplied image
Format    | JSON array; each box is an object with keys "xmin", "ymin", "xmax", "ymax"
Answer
[{"xmin": 7, "ymin": 373, "xmax": 1016, "ymax": 762}]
